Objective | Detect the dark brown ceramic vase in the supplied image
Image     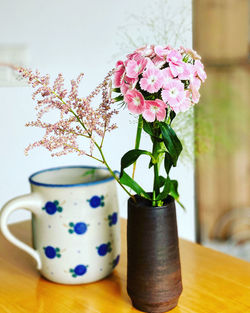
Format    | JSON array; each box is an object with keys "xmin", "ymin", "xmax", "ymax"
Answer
[{"xmin": 127, "ymin": 195, "xmax": 182, "ymax": 313}]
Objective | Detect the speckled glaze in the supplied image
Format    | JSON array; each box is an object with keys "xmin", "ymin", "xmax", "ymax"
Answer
[{"xmin": 0, "ymin": 166, "xmax": 120, "ymax": 285}]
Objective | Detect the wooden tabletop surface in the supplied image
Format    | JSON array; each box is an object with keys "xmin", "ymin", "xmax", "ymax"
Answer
[{"xmin": 0, "ymin": 218, "xmax": 249, "ymax": 313}]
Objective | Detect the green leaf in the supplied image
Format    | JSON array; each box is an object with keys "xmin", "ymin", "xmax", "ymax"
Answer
[
  {"xmin": 164, "ymin": 152, "xmax": 173, "ymax": 174},
  {"xmin": 120, "ymin": 149, "xmax": 154, "ymax": 176},
  {"xmin": 156, "ymin": 177, "xmax": 186, "ymax": 210},
  {"xmin": 142, "ymin": 119, "xmax": 154, "ymax": 136},
  {"xmin": 120, "ymin": 171, "xmax": 151, "ymax": 200},
  {"xmin": 176, "ymin": 199, "xmax": 186, "ymax": 210},
  {"xmin": 158, "ymin": 176, "xmax": 166, "ymax": 188},
  {"xmin": 170, "ymin": 110, "xmax": 176, "ymax": 124},
  {"xmin": 135, "ymin": 115, "xmax": 143, "ymax": 150},
  {"xmin": 113, "ymin": 95, "xmax": 124, "ymax": 102},
  {"xmin": 169, "ymin": 180, "xmax": 179, "ymax": 199},
  {"xmin": 159, "ymin": 122, "xmax": 182, "ymax": 166},
  {"xmin": 168, "ymin": 180, "xmax": 186, "ymax": 210},
  {"xmin": 156, "ymin": 176, "xmax": 171, "ymax": 200},
  {"xmin": 148, "ymin": 159, "xmax": 154, "ymax": 169},
  {"xmin": 112, "ymin": 88, "xmax": 121, "ymax": 93},
  {"xmin": 81, "ymin": 169, "xmax": 96, "ymax": 177}
]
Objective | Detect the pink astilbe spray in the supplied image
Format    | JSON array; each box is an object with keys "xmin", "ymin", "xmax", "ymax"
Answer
[{"xmin": 19, "ymin": 68, "xmax": 118, "ymax": 161}]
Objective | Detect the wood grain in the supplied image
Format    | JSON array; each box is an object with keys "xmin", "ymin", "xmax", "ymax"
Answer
[
  {"xmin": 193, "ymin": 0, "xmax": 248, "ymax": 64},
  {"xmin": 195, "ymin": 65, "xmax": 250, "ymax": 241},
  {"xmin": 0, "ymin": 219, "xmax": 249, "ymax": 313}
]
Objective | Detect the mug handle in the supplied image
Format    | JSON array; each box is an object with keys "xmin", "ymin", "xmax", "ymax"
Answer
[{"xmin": 0, "ymin": 193, "xmax": 42, "ymax": 270}]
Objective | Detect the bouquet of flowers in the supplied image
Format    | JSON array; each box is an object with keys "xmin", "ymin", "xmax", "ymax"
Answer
[
  {"xmin": 113, "ymin": 45, "xmax": 206, "ymax": 206},
  {"xmin": 18, "ymin": 44, "xmax": 206, "ymax": 208}
]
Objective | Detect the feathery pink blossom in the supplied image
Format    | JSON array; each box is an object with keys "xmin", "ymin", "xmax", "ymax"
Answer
[{"xmin": 19, "ymin": 67, "xmax": 118, "ymax": 158}]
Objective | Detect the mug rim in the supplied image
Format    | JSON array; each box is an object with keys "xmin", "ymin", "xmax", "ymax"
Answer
[{"xmin": 29, "ymin": 166, "xmax": 119, "ymax": 188}]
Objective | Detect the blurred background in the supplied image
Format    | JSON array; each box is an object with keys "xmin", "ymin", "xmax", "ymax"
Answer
[{"xmin": 0, "ymin": 0, "xmax": 249, "ymax": 260}]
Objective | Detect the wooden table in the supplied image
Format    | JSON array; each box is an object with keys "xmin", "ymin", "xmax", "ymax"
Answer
[{"xmin": 0, "ymin": 219, "xmax": 249, "ymax": 313}]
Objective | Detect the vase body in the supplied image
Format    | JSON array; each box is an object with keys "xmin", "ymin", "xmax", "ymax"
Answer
[{"xmin": 127, "ymin": 195, "xmax": 182, "ymax": 313}]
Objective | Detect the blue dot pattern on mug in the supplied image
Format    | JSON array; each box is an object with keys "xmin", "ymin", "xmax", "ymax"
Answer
[
  {"xmin": 69, "ymin": 265, "xmax": 88, "ymax": 278},
  {"xmin": 43, "ymin": 246, "xmax": 61, "ymax": 259},
  {"xmin": 87, "ymin": 195, "xmax": 104, "ymax": 208},
  {"xmin": 42, "ymin": 200, "xmax": 63, "ymax": 215},
  {"xmin": 112, "ymin": 255, "xmax": 120, "ymax": 269},
  {"xmin": 68, "ymin": 222, "xmax": 88, "ymax": 235},
  {"xmin": 97, "ymin": 242, "xmax": 112, "ymax": 256},
  {"xmin": 108, "ymin": 212, "xmax": 118, "ymax": 226}
]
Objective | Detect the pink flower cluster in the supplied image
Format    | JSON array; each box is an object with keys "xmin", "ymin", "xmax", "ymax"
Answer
[
  {"xmin": 113, "ymin": 45, "xmax": 206, "ymax": 122},
  {"xmin": 19, "ymin": 68, "xmax": 118, "ymax": 157}
]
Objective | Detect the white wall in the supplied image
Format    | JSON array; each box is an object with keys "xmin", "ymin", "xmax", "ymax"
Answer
[{"xmin": 0, "ymin": 0, "xmax": 195, "ymax": 241}]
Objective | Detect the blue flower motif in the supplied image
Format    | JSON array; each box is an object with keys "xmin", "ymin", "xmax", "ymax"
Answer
[
  {"xmin": 68, "ymin": 222, "xmax": 88, "ymax": 235},
  {"xmin": 42, "ymin": 200, "xmax": 63, "ymax": 215},
  {"xmin": 87, "ymin": 195, "xmax": 104, "ymax": 208},
  {"xmin": 108, "ymin": 212, "xmax": 118, "ymax": 226},
  {"xmin": 112, "ymin": 255, "xmax": 120, "ymax": 268},
  {"xmin": 43, "ymin": 246, "xmax": 61, "ymax": 259},
  {"xmin": 69, "ymin": 264, "xmax": 88, "ymax": 277},
  {"xmin": 97, "ymin": 242, "xmax": 112, "ymax": 256}
]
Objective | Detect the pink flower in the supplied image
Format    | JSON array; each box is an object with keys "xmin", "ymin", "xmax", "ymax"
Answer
[
  {"xmin": 136, "ymin": 45, "xmax": 155, "ymax": 57},
  {"xmin": 161, "ymin": 80, "xmax": 185, "ymax": 106},
  {"xmin": 140, "ymin": 67, "xmax": 163, "ymax": 93},
  {"xmin": 170, "ymin": 92, "xmax": 192, "ymax": 113},
  {"xmin": 126, "ymin": 51, "xmax": 141, "ymax": 60},
  {"xmin": 167, "ymin": 50, "xmax": 183, "ymax": 65},
  {"xmin": 152, "ymin": 45, "xmax": 172, "ymax": 68},
  {"xmin": 169, "ymin": 62, "xmax": 186, "ymax": 77},
  {"xmin": 124, "ymin": 89, "xmax": 145, "ymax": 114},
  {"xmin": 120, "ymin": 75, "xmax": 138, "ymax": 95},
  {"xmin": 189, "ymin": 84, "xmax": 200, "ymax": 103},
  {"xmin": 120, "ymin": 81, "xmax": 130, "ymax": 95},
  {"xmin": 126, "ymin": 58, "xmax": 147, "ymax": 79},
  {"xmin": 179, "ymin": 63, "xmax": 201, "ymax": 89},
  {"xmin": 194, "ymin": 60, "xmax": 207, "ymax": 82},
  {"xmin": 167, "ymin": 50, "xmax": 186, "ymax": 77},
  {"xmin": 114, "ymin": 61, "xmax": 125, "ymax": 87},
  {"xmin": 161, "ymin": 68, "xmax": 174, "ymax": 89},
  {"xmin": 179, "ymin": 46, "xmax": 201, "ymax": 60},
  {"xmin": 154, "ymin": 45, "xmax": 172, "ymax": 58},
  {"xmin": 142, "ymin": 100, "xmax": 167, "ymax": 122}
]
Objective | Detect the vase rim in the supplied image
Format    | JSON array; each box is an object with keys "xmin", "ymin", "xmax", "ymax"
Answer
[{"xmin": 128, "ymin": 194, "xmax": 175, "ymax": 209}]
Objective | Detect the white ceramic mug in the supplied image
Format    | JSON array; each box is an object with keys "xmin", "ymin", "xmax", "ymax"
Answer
[{"xmin": 0, "ymin": 166, "xmax": 120, "ymax": 284}]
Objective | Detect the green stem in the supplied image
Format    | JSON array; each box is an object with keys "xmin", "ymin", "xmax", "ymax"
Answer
[
  {"xmin": 95, "ymin": 143, "xmax": 134, "ymax": 199},
  {"xmin": 132, "ymin": 115, "xmax": 143, "ymax": 179},
  {"xmin": 152, "ymin": 139, "xmax": 160, "ymax": 207}
]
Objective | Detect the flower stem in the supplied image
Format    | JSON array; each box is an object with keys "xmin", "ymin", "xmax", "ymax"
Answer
[
  {"xmin": 132, "ymin": 115, "xmax": 143, "ymax": 179},
  {"xmin": 69, "ymin": 109, "xmax": 134, "ymax": 199}
]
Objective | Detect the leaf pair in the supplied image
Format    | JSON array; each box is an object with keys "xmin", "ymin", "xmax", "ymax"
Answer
[{"xmin": 120, "ymin": 149, "xmax": 154, "ymax": 200}]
